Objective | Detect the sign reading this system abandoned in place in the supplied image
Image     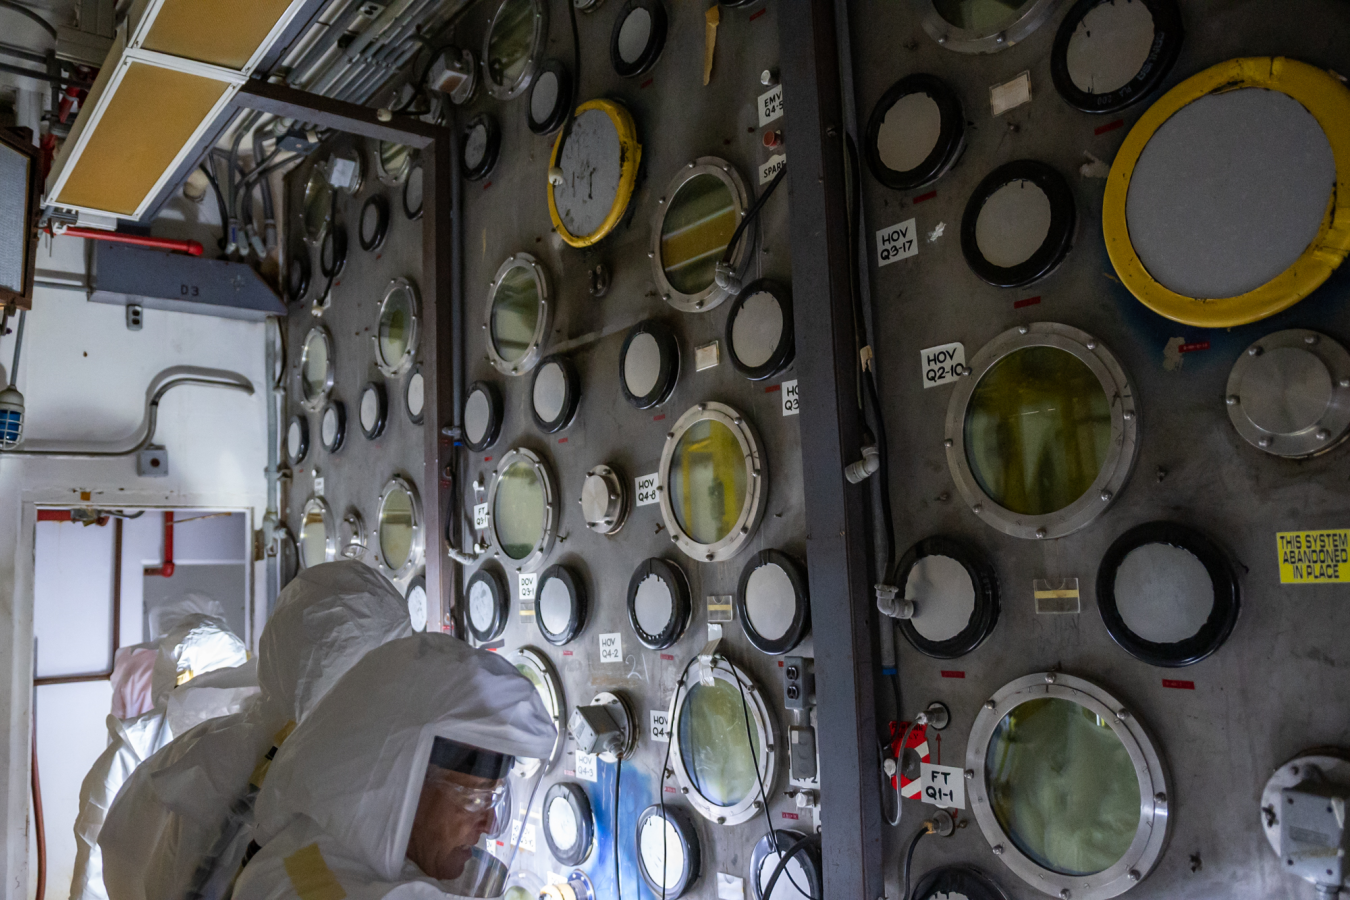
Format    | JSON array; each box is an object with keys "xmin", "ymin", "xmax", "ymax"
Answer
[
  {"xmin": 920, "ymin": 762, "xmax": 966, "ymax": 809},
  {"xmin": 921, "ymin": 342, "xmax": 965, "ymax": 388},
  {"xmin": 1278, "ymin": 530, "xmax": 1350, "ymax": 583},
  {"xmin": 877, "ymin": 218, "xmax": 918, "ymax": 266}
]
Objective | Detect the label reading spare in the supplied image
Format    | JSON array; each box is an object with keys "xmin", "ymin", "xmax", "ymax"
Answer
[
  {"xmin": 758, "ymin": 83, "xmax": 784, "ymax": 126},
  {"xmin": 1278, "ymin": 530, "xmax": 1350, "ymax": 583},
  {"xmin": 635, "ymin": 473, "xmax": 660, "ymax": 507},
  {"xmin": 759, "ymin": 154, "xmax": 786, "ymax": 185},
  {"xmin": 921, "ymin": 342, "xmax": 965, "ymax": 389},
  {"xmin": 877, "ymin": 218, "xmax": 917, "ymax": 267}
]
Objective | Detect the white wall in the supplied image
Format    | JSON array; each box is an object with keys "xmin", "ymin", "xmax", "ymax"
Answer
[{"xmin": 0, "ymin": 231, "xmax": 272, "ymax": 900}]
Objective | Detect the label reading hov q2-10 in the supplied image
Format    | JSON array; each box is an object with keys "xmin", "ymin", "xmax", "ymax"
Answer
[
  {"xmin": 921, "ymin": 342, "xmax": 965, "ymax": 389},
  {"xmin": 1277, "ymin": 530, "xmax": 1350, "ymax": 583},
  {"xmin": 877, "ymin": 218, "xmax": 918, "ymax": 267}
]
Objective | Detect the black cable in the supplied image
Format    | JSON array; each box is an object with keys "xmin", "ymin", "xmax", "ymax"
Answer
[
  {"xmin": 736, "ymin": 664, "xmax": 820, "ymax": 900},
  {"xmin": 657, "ymin": 656, "xmax": 697, "ymax": 900},
  {"xmin": 901, "ymin": 825, "xmax": 928, "ymax": 900},
  {"xmin": 720, "ymin": 164, "xmax": 787, "ymax": 269},
  {"xmin": 0, "ymin": 1, "xmax": 55, "ymax": 40},
  {"xmin": 547, "ymin": 0, "xmax": 584, "ymax": 176},
  {"xmin": 200, "ymin": 163, "xmax": 229, "ymax": 252},
  {"xmin": 614, "ymin": 756, "xmax": 623, "ymax": 900},
  {"xmin": 759, "ymin": 833, "xmax": 822, "ymax": 900}
]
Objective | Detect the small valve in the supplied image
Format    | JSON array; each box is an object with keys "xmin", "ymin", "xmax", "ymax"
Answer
[{"xmin": 763, "ymin": 130, "xmax": 783, "ymax": 149}]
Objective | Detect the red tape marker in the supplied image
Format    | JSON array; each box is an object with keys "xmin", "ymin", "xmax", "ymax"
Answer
[
  {"xmin": 912, "ymin": 190, "xmax": 937, "ymax": 204},
  {"xmin": 749, "ymin": 7, "xmax": 766, "ymax": 20},
  {"xmin": 1162, "ymin": 679, "xmax": 1195, "ymax": 690},
  {"xmin": 1013, "ymin": 296, "xmax": 1042, "ymax": 309},
  {"xmin": 1179, "ymin": 341, "xmax": 1210, "ymax": 353},
  {"xmin": 781, "ymin": 811, "xmax": 799, "ymax": 820},
  {"xmin": 661, "ymin": 653, "xmax": 675, "ymax": 661},
  {"xmin": 641, "ymin": 77, "xmax": 654, "ymax": 89},
  {"xmin": 1094, "ymin": 119, "xmax": 1125, "ymax": 135},
  {"xmin": 940, "ymin": 670, "xmax": 965, "ymax": 679},
  {"xmin": 653, "ymin": 413, "xmax": 666, "ymax": 421},
  {"xmin": 764, "ymin": 384, "xmax": 782, "ymax": 393}
]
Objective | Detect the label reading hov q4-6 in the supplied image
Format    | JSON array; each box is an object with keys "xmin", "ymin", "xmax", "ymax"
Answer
[{"xmin": 1277, "ymin": 530, "xmax": 1350, "ymax": 583}]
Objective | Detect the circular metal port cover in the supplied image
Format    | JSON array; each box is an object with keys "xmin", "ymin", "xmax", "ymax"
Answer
[{"xmin": 1226, "ymin": 329, "xmax": 1350, "ymax": 458}]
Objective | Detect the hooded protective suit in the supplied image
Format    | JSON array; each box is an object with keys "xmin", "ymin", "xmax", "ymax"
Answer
[
  {"xmin": 100, "ymin": 562, "xmax": 413, "ymax": 900},
  {"xmin": 232, "ymin": 633, "xmax": 557, "ymax": 900},
  {"xmin": 70, "ymin": 612, "xmax": 252, "ymax": 900}
]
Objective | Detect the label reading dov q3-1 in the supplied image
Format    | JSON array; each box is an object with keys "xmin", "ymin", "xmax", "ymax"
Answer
[{"xmin": 1278, "ymin": 530, "xmax": 1350, "ymax": 583}]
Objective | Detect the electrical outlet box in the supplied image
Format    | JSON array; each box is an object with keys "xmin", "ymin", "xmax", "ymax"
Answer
[
  {"xmin": 784, "ymin": 655, "xmax": 814, "ymax": 709},
  {"xmin": 137, "ymin": 445, "xmax": 168, "ymax": 477},
  {"xmin": 568, "ymin": 704, "xmax": 622, "ymax": 756}
]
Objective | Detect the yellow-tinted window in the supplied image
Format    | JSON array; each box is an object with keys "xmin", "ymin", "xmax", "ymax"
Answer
[
  {"xmin": 669, "ymin": 419, "xmax": 746, "ymax": 545},
  {"xmin": 661, "ymin": 174, "xmax": 737, "ymax": 295},
  {"xmin": 490, "ymin": 265, "xmax": 540, "ymax": 363},
  {"xmin": 494, "ymin": 460, "xmax": 545, "ymax": 559},
  {"xmin": 378, "ymin": 485, "xmax": 414, "ymax": 569},
  {"xmin": 677, "ymin": 678, "xmax": 760, "ymax": 807}
]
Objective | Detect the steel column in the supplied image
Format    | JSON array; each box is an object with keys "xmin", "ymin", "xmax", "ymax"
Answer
[{"xmin": 778, "ymin": 2, "xmax": 885, "ymax": 899}]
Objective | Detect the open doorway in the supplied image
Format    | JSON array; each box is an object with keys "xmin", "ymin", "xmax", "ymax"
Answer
[{"xmin": 28, "ymin": 509, "xmax": 251, "ymax": 900}]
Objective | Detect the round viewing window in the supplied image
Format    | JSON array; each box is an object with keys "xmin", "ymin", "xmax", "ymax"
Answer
[
  {"xmin": 669, "ymin": 657, "xmax": 776, "ymax": 825},
  {"xmin": 405, "ymin": 366, "xmax": 425, "ymax": 425},
  {"xmin": 967, "ymin": 673, "xmax": 1170, "ymax": 899},
  {"xmin": 466, "ymin": 565, "xmax": 508, "ymax": 642},
  {"xmin": 463, "ymin": 381, "xmax": 504, "ymax": 453},
  {"xmin": 895, "ymin": 536, "xmax": 1000, "ymax": 658},
  {"xmin": 302, "ymin": 164, "xmax": 333, "ymax": 242},
  {"xmin": 652, "ymin": 159, "xmax": 750, "ymax": 313},
  {"xmin": 376, "ymin": 140, "xmax": 412, "ymax": 185},
  {"xmin": 482, "ymin": 0, "xmax": 548, "ymax": 100},
  {"xmin": 528, "ymin": 60, "xmax": 571, "ymax": 135},
  {"xmin": 487, "ymin": 448, "xmax": 558, "ymax": 572},
  {"xmin": 725, "ymin": 280, "xmax": 794, "ymax": 381},
  {"xmin": 376, "ymin": 476, "xmax": 424, "ymax": 579},
  {"xmin": 373, "ymin": 278, "xmax": 420, "ymax": 377},
  {"xmin": 917, "ymin": 0, "xmax": 1066, "ymax": 53},
  {"xmin": 405, "ymin": 573, "xmax": 428, "ymax": 632},
  {"xmin": 659, "ymin": 403, "xmax": 766, "ymax": 562},
  {"xmin": 299, "ymin": 496, "xmax": 336, "ymax": 568},
  {"xmin": 486, "ymin": 254, "xmax": 552, "ymax": 377},
  {"xmin": 946, "ymin": 323, "xmax": 1137, "ymax": 540},
  {"xmin": 635, "ymin": 805, "xmax": 700, "ymax": 899},
  {"xmin": 298, "ymin": 327, "xmax": 334, "ymax": 411},
  {"xmin": 543, "ymin": 783, "xmax": 593, "ymax": 866},
  {"xmin": 1050, "ymin": 0, "xmax": 1183, "ymax": 114},
  {"xmin": 286, "ymin": 414, "xmax": 309, "ymax": 466},
  {"xmin": 865, "ymin": 74, "xmax": 965, "ymax": 191},
  {"xmin": 535, "ymin": 564, "xmax": 586, "ymax": 645},
  {"xmin": 610, "ymin": 0, "xmax": 667, "ymax": 78},
  {"xmin": 961, "ymin": 160, "xmax": 1075, "ymax": 288},
  {"xmin": 359, "ymin": 381, "xmax": 387, "ymax": 440},
  {"xmin": 512, "ymin": 647, "xmax": 565, "ymax": 774},
  {"xmin": 462, "ymin": 113, "xmax": 502, "ymax": 182},
  {"xmin": 548, "ymin": 99, "xmax": 641, "ymax": 247},
  {"xmin": 359, "ymin": 195, "xmax": 389, "ymax": 252}
]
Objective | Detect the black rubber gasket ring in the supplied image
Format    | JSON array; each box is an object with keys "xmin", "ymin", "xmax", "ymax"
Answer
[
  {"xmin": 319, "ymin": 400, "xmax": 346, "ymax": 453},
  {"xmin": 530, "ymin": 355, "xmax": 580, "ymax": 434},
  {"xmin": 1050, "ymin": 0, "xmax": 1184, "ymax": 115},
  {"xmin": 735, "ymin": 549, "xmax": 810, "ymax": 656},
  {"xmin": 610, "ymin": 0, "xmax": 667, "ymax": 79},
  {"xmin": 359, "ymin": 381, "xmax": 388, "ymax": 440},
  {"xmin": 403, "ymin": 162, "xmax": 424, "ymax": 220},
  {"xmin": 635, "ymin": 804, "xmax": 700, "ymax": 899},
  {"xmin": 1096, "ymin": 521, "xmax": 1240, "ymax": 668},
  {"xmin": 535, "ymin": 563, "xmax": 587, "ymax": 646},
  {"xmin": 864, "ymin": 73, "xmax": 966, "ymax": 192},
  {"xmin": 286, "ymin": 243, "xmax": 311, "ymax": 303},
  {"xmin": 896, "ymin": 536, "xmax": 1000, "ymax": 659},
  {"xmin": 912, "ymin": 865, "xmax": 1011, "ymax": 900},
  {"xmin": 619, "ymin": 319, "xmax": 679, "ymax": 409},
  {"xmin": 626, "ymin": 557, "xmax": 691, "ymax": 650},
  {"xmin": 319, "ymin": 224, "xmax": 347, "ymax": 280},
  {"xmin": 405, "ymin": 572, "xmax": 428, "ymax": 631},
  {"xmin": 960, "ymin": 159, "xmax": 1075, "ymax": 288},
  {"xmin": 751, "ymin": 830, "xmax": 822, "ymax": 900},
  {"xmin": 405, "ymin": 364, "xmax": 425, "ymax": 426},
  {"xmin": 725, "ymin": 278, "xmax": 795, "ymax": 381},
  {"xmin": 461, "ymin": 113, "xmax": 501, "ymax": 182},
  {"xmin": 543, "ymin": 782, "xmax": 594, "ymax": 866},
  {"xmin": 462, "ymin": 380, "xmax": 503, "ymax": 452},
  {"xmin": 358, "ymin": 194, "xmax": 390, "ymax": 252},
  {"xmin": 529, "ymin": 59, "xmax": 573, "ymax": 135},
  {"xmin": 465, "ymin": 564, "xmax": 508, "ymax": 642},
  {"xmin": 286, "ymin": 413, "xmax": 309, "ymax": 465}
]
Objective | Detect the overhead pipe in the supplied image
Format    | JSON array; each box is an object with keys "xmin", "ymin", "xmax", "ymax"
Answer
[{"xmin": 48, "ymin": 226, "xmax": 204, "ymax": 256}]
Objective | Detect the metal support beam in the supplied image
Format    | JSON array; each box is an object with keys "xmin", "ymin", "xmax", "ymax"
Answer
[
  {"xmin": 778, "ymin": 2, "xmax": 885, "ymax": 899},
  {"xmin": 233, "ymin": 80, "xmax": 456, "ymax": 633}
]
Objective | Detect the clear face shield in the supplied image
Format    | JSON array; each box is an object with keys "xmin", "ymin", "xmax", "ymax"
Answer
[{"xmin": 408, "ymin": 736, "xmax": 547, "ymax": 899}]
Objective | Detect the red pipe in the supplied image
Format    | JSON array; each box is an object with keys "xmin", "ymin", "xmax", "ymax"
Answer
[
  {"xmin": 36, "ymin": 509, "xmax": 71, "ymax": 522},
  {"xmin": 145, "ymin": 511, "xmax": 174, "ymax": 577},
  {"xmin": 48, "ymin": 226, "xmax": 203, "ymax": 257}
]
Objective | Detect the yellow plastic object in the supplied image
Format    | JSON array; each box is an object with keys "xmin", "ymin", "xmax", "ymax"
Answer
[
  {"xmin": 142, "ymin": 0, "xmax": 296, "ymax": 69},
  {"xmin": 54, "ymin": 62, "xmax": 228, "ymax": 215},
  {"xmin": 1103, "ymin": 57, "xmax": 1350, "ymax": 328},
  {"xmin": 547, "ymin": 99, "xmax": 642, "ymax": 248}
]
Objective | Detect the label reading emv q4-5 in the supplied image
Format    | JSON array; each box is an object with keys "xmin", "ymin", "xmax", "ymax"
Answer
[{"xmin": 1278, "ymin": 530, "xmax": 1350, "ymax": 583}]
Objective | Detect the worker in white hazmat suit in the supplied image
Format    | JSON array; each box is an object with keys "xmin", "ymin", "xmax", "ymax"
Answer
[
  {"xmin": 100, "ymin": 562, "xmax": 413, "ymax": 900},
  {"xmin": 233, "ymin": 632, "xmax": 556, "ymax": 900},
  {"xmin": 70, "ymin": 608, "xmax": 253, "ymax": 900}
]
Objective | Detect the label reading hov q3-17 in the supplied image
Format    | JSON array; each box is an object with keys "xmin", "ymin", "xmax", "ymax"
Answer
[{"xmin": 1277, "ymin": 530, "xmax": 1350, "ymax": 583}]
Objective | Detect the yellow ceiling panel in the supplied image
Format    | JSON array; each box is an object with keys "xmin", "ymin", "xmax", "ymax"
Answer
[{"xmin": 141, "ymin": 0, "xmax": 297, "ymax": 69}]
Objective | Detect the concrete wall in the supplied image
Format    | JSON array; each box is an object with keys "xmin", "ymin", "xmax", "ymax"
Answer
[{"xmin": 0, "ymin": 230, "xmax": 271, "ymax": 900}]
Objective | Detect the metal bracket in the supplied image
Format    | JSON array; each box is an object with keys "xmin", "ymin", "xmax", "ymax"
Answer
[{"xmin": 697, "ymin": 636, "xmax": 722, "ymax": 686}]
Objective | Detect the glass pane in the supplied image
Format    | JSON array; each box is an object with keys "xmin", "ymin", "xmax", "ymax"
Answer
[
  {"xmin": 379, "ymin": 486, "xmax": 414, "ymax": 569},
  {"xmin": 301, "ymin": 508, "xmax": 328, "ymax": 567},
  {"xmin": 380, "ymin": 141, "xmax": 410, "ymax": 182},
  {"xmin": 669, "ymin": 419, "xmax": 746, "ymax": 545},
  {"xmin": 490, "ymin": 265, "xmax": 540, "ymax": 363},
  {"xmin": 494, "ymin": 460, "xmax": 546, "ymax": 559},
  {"xmin": 487, "ymin": 0, "xmax": 536, "ymax": 89},
  {"xmin": 932, "ymin": 0, "xmax": 1029, "ymax": 32},
  {"xmin": 303, "ymin": 166, "xmax": 331, "ymax": 238},
  {"xmin": 515, "ymin": 662, "xmax": 555, "ymax": 716},
  {"xmin": 985, "ymin": 698, "xmax": 1140, "ymax": 876},
  {"xmin": 677, "ymin": 677, "xmax": 760, "ymax": 807},
  {"xmin": 379, "ymin": 287, "xmax": 414, "ymax": 367},
  {"xmin": 661, "ymin": 174, "xmax": 737, "ymax": 295},
  {"xmin": 302, "ymin": 332, "xmax": 329, "ymax": 400},
  {"xmin": 639, "ymin": 815, "xmax": 686, "ymax": 890},
  {"xmin": 963, "ymin": 346, "xmax": 1110, "ymax": 516}
]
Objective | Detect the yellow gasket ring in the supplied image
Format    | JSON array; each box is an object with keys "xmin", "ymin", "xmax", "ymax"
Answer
[
  {"xmin": 1103, "ymin": 57, "xmax": 1350, "ymax": 328},
  {"xmin": 547, "ymin": 98, "xmax": 642, "ymax": 248}
]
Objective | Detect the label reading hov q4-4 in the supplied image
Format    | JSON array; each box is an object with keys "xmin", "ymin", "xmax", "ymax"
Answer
[
  {"xmin": 877, "ymin": 218, "xmax": 918, "ymax": 267},
  {"xmin": 921, "ymin": 342, "xmax": 965, "ymax": 389}
]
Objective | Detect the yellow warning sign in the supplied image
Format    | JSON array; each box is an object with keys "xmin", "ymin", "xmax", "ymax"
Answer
[{"xmin": 1277, "ymin": 530, "xmax": 1350, "ymax": 584}]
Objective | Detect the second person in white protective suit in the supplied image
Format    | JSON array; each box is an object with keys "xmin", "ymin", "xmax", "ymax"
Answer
[
  {"xmin": 69, "ymin": 604, "xmax": 253, "ymax": 900},
  {"xmin": 99, "ymin": 562, "xmax": 413, "ymax": 900},
  {"xmin": 233, "ymin": 632, "xmax": 557, "ymax": 900}
]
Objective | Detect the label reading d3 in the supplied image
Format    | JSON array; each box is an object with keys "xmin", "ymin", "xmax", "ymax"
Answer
[{"xmin": 1278, "ymin": 530, "xmax": 1350, "ymax": 583}]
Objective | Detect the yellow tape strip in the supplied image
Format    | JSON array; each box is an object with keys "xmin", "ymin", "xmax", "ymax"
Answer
[
  {"xmin": 1033, "ymin": 589, "xmax": 1080, "ymax": 599},
  {"xmin": 283, "ymin": 844, "xmax": 347, "ymax": 900},
  {"xmin": 1103, "ymin": 57, "xmax": 1350, "ymax": 328},
  {"xmin": 248, "ymin": 720, "xmax": 298, "ymax": 789},
  {"xmin": 547, "ymin": 99, "xmax": 643, "ymax": 248}
]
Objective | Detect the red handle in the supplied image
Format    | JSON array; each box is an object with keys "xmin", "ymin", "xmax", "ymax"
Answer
[{"xmin": 52, "ymin": 226, "xmax": 204, "ymax": 257}]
